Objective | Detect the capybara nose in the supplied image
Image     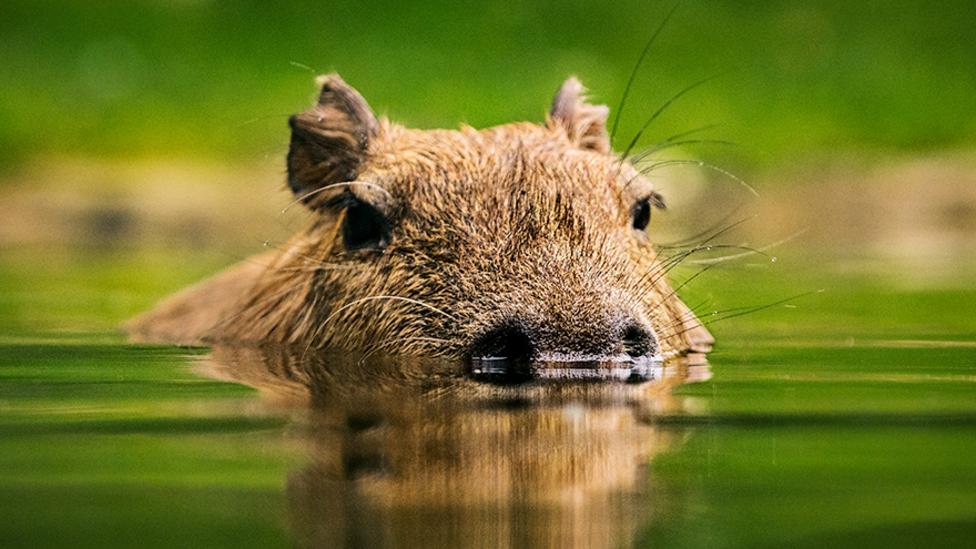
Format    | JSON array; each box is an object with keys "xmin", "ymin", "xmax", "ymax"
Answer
[
  {"xmin": 469, "ymin": 318, "xmax": 658, "ymax": 362},
  {"xmin": 470, "ymin": 323, "xmax": 535, "ymax": 364},
  {"xmin": 619, "ymin": 322, "xmax": 657, "ymax": 358}
]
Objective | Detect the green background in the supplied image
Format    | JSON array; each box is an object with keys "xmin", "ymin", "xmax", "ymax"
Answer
[
  {"xmin": 2, "ymin": 0, "xmax": 975, "ymax": 171},
  {"xmin": 1, "ymin": 1, "xmax": 975, "ymax": 547}
]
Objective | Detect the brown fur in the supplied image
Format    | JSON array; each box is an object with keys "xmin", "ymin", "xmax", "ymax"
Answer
[{"xmin": 127, "ymin": 74, "xmax": 713, "ymax": 359}]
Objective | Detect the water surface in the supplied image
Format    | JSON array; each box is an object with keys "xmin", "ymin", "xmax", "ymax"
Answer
[{"xmin": 1, "ymin": 252, "xmax": 974, "ymax": 548}]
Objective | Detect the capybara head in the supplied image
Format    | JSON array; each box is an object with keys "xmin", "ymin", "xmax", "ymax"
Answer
[{"xmin": 131, "ymin": 74, "xmax": 713, "ymax": 362}]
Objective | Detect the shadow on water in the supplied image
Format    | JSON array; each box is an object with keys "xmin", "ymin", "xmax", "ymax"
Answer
[{"xmin": 196, "ymin": 346, "xmax": 710, "ymax": 549}]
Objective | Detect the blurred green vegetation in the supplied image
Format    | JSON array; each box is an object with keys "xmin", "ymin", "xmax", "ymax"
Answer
[
  {"xmin": 2, "ymin": 0, "xmax": 975, "ymax": 172},
  {"xmin": 2, "ymin": 4, "xmax": 974, "ymax": 545}
]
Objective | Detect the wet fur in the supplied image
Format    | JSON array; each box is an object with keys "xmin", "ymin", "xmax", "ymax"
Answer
[{"xmin": 127, "ymin": 75, "xmax": 713, "ymax": 359}]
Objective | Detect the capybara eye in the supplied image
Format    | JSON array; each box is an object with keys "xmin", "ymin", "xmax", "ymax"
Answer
[
  {"xmin": 342, "ymin": 199, "xmax": 389, "ymax": 250},
  {"xmin": 632, "ymin": 199, "xmax": 651, "ymax": 231},
  {"xmin": 632, "ymin": 192, "xmax": 665, "ymax": 231}
]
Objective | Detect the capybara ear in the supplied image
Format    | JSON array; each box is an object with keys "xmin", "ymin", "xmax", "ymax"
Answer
[
  {"xmin": 547, "ymin": 77, "xmax": 611, "ymax": 154},
  {"xmin": 287, "ymin": 74, "xmax": 379, "ymax": 208}
]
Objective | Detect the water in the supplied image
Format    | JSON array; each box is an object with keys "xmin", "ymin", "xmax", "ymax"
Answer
[{"xmin": 1, "ymin": 251, "xmax": 974, "ymax": 548}]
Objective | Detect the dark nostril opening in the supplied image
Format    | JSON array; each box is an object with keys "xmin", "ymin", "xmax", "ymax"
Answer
[
  {"xmin": 469, "ymin": 324, "xmax": 535, "ymax": 384},
  {"xmin": 621, "ymin": 323, "xmax": 655, "ymax": 357},
  {"xmin": 470, "ymin": 324, "xmax": 534, "ymax": 362}
]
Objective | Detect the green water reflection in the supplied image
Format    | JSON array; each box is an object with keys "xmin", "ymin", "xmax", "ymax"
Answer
[{"xmin": 0, "ymin": 254, "xmax": 974, "ymax": 548}]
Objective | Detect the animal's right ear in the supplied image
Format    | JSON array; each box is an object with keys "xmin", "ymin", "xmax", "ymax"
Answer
[
  {"xmin": 547, "ymin": 76, "xmax": 611, "ymax": 154},
  {"xmin": 287, "ymin": 74, "xmax": 379, "ymax": 208}
]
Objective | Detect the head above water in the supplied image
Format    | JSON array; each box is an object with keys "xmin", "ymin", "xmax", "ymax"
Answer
[{"xmin": 127, "ymin": 74, "xmax": 714, "ymax": 362}]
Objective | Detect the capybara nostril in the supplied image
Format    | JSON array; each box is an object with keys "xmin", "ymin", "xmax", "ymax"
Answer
[
  {"xmin": 470, "ymin": 324, "xmax": 535, "ymax": 363},
  {"xmin": 620, "ymin": 322, "xmax": 657, "ymax": 358},
  {"xmin": 126, "ymin": 73, "xmax": 715, "ymax": 359}
]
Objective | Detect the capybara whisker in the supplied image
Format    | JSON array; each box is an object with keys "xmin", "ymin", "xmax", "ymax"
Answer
[
  {"xmin": 621, "ymin": 73, "xmax": 725, "ymax": 161},
  {"xmin": 127, "ymin": 72, "xmax": 716, "ymax": 359},
  {"xmin": 656, "ymin": 212, "xmax": 752, "ymax": 249},
  {"xmin": 687, "ymin": 229, "xmax": 808, "ymax": 265},
  {"xmin": 609, "ymin": 1, "xmax": 682, "ymax": 144},
  {"xmin": 631, "ymin": 138, "xmax": 737, "ymax": 163},
  {"xmin": 640, "ymin": 158, "xmax": 758, "ymax": 197}
]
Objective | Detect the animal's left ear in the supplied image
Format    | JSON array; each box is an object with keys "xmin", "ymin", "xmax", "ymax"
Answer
[
  {"xmin": 547, "ymin": 77, "xmax": 611, "ymax": 154},
  {"xmin": 287, "ymin": 73, "xmax": 379, "ymax": 208}
]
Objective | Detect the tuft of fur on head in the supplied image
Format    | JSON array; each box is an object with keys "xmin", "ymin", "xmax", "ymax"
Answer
[{"xmin": 126, "ymin": 74, "xmax": 713, "ymax": 360}]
